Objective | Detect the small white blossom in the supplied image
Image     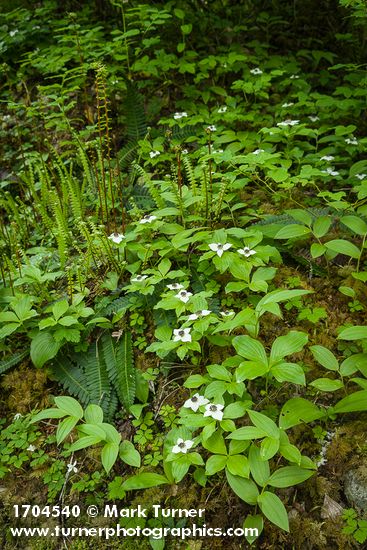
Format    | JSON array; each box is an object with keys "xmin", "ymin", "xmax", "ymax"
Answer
[
  {"xmin": 108, "ymin": 232, "xmax": 125, "ymax": 244},
  {"xmin": 290, "ymin": 74, "xmax": 299, "ymax": 79},
  {"xmin": 173, "ymin": 112, "xmax": 188, "ymax": 120},
  {"xmin": 309, "ymin": 115, "xmax": 320, "ymax": 122},
  {"xmin": 111, "ymin": 79, "xmax": 119, "ymax": 85},
  {"xmin": 149, "ymin": 150, "xmax": 161, "ymax": 158},
  {"xmin": 182, "ymin": 149, "xmax": 188, "ymax": 154},
  {"xmin": 140, "ymin": 215, "xmax": 157, "ymax": 224},
  {"xmin": 9, "ymin": 30, "xmax": 19, "ymax": 37},
  {"xmin": 67, "ymin": 460, "xmax": 78, "ymax": 474},
  {"xmin": 345, "ymin": 137, "xmax": 358, "ymax": 145},
  {"xmin": 172, "ymin": 438, "xmax": 194, "ymax": 454},
  {"xmin": 175, "ymin": 290, "xmax": 193, "ymax": 303},
  {"xmin": 13, "ymin": 413, "xmax": 22, "ymax": 421},
  {"xmin": 27, "ymin": 444, "xmax": 36, "ymax": 452},
  {"xmin": 188, "ymin": 309, "xmax": 211, "ymax": 321},
  {"xmin": 173, "ymin": 328, "xmax": 192, "ymax": 343},
  {"xmin": 131, "ymin": 275, "xmax": 148, "ymax": 282},
  {"xmin": 238, "ymin": 246, "xmax": 256, "ymax": 257},
  {"xmin": 220, "ymin": 310, "xmax": 235, "ymax": 317},
  {"xmin": 209, "ymin": 242, "xmax": 232, "ymax": 257},
  {"xmin": 355, "ymin": 173, "xmax": 366, "ymax": 180},
  {"xmin": 206, "ymin": 125, "xmax": 217, "ymax": 132},
  {"xmin": 218, "ymin": 106, "xmax": 227, "ymax": 113},
  {"xmin": 203, "ymin": 403, "xmax": 224, "ymax": 421},
  {"xmin": 320, "ymin": 155, "xmax": 334, "ymax": 161},
  {"xmin": 184, "ymin": 393, "xmax": 209, "ymax": 412},
  {"xmin": 167, "ymin": 283, "xmax": 184, "ymax": 290},
  {"xmin": 252, "ymin": 149, "xmax": 265, "ymax": 155},
  {"xmin": 315, "ymin": 430, "xmax": 335, "ymax": 468},
  {"xmin": 212, "ymin": 149, "xmax": 223, "ymax": 153},
  {"xmin": 321, "ymin": 167, "xmax": 339, "ymax": 176},
  {"xmin": 277, "ymin": 119, "xmax": 300, "ymax": 127},
  {"xmin": 250, "ymin": 67, "xmax": 263, "ymax": 75},
  {"xmin": 282, "ymin": 102, "xmax": 294, "ymax": 108}
]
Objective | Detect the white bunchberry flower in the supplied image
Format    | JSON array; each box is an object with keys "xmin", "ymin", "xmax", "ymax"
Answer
[
  {"xmin": 187, "ymin": 310, "xmax": 211, "ymax": 321},
  {"xmin": 220, "ymin": 310, "xmax": 235, "ymax": 317},
  {"xmin": 320, "ymin": 155, "xmax": 334, "ymax": 161},
  {"xmin": 238, "ymin": 246, "xmax": 256, "ymax": 257},
  {"xmin": 209, "ymin": 243, "xmax": 232, "ymax": 257},
  {"xmin": 250, "ymin": 67, "xmax": 263, "ymax": 75},
  {"xmin": 9, "ymin": 30, "xmax": 19, "ymax": 37},
  {"xmin": 277, "ymin": 119, "xmax": 300, "ymax": 127},
  {"xmin": 67, "ymin": 460, "xmax": 78, "ymax": 474},
  {"xmin": 27, "ymin": 444, "xmax": 36, "ymax": 452},
  {"xmin": 173, "ymin": 112, "xmax": 188, "ymax": 120},
  {"xmin": 167, "ymin": 283, "xmax": 184, "ymax": 290},
  {"xmin": 309, "ymin": 115, "xmax": 320, "ymax": 122},
  {"xmin": 149, "ymin": 150, "xmax": 161, "ymax": 158},
  {"xmin": 172, "ymin": 438, "xmax": 194, "ymax": 454},
  {"xmin": 182, "ymin": 149, "xmax": 188, "ymax": 154},
  {"xmin": 212, "ymin": 149, "xmax": 224, "ymax": 153},
  {"xmin": 203, "ymin": 403, "xmax": 224, "ymax": 421},
  {"xmin": 13, "ymin": 413, "xmax": 22, "ymax": 421},
  {"xmin": 108, "ymin": 232, "xmax": 125, "ymax": 244},
  {"xmin": 183, "ymin": 393, "xmax": 209, "ymax": 412},
  {"xmin": 175, "ymin": 290, "xmax": 193, "ymax": 303},
  {"xmin": 252, "ymin": 148, "xmax": 265, "ymax": 155},
  {"xmin": 321, "ymin": 168, "xmax": 339, "ymax": 176},
  {"xmin": 282, "ymin": 102, "xmax": 294, "ymax": 108},
  {"xmin": 290, "ymin": 74, "xmax": 299, "ymax": 79},
  {"xmin": 206, "ymin": 125, "xmax": 217, "ymax": 132},
  {"xmin": 139, "ymin": 215, "xmax": 157, "ymax": 224},
  {"xmin": 131, "ymin": 275, "xmax": 148, "ymax": 282},
  {"xmin": 345, "ymin": 137, "xmax": 358, "ymax": 145},
  {"xmin": 355, "ymin": 173, "xmax": 367, "ymax": 180},
  {"xmin": 218, "ymin": 106, "xmax": 227, "ymax": 113},
  {"xmin": 173, "ymin": 328, "xmax": 192, "ymax": 343}
]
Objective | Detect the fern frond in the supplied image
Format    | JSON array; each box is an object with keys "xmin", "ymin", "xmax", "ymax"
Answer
[
  {"xmin": 182, "ymin": 155, "xmax": 198, "ymax": 196},
  {"xmin": 79, "ymin": 342, "xmax": 111, "ymax": 414},
  {"xmin": 104, "ymin": 295, "xmax": 133, "ymax": 316},
  {"xmin": 50, "ymin": 356, "xmax": 90, "ymax": 406},
  {"xmin": 199, "ymin": 164, "xmax": 209, "ymax": 219},
  {"xmin": 101, "ymin": 333, "xmax": 136, "ymax": 411},
  {"xmin": 168, "ymin": 171, "xmax": 184, "ymax": 219},
  {"xmin": 125, "ymin": 80, "xmax": 147, "ymax": 141},
  {"xmin": 214, "ymin": 177, "xmax": 230, "ymax": 219},
  {"xmin": 132, "ymin": 163, "xmax": 165, "ymax": 209},
  {"xmin": 170, "ymin": 124, "xmax": 200, "ymax": 142},
  {"xmin": 0, "ymin": 350, "xmax": 28, "ymax": 375},
  {"xmin": 105, "ymin": 389, "xmax": 119, "ymax": 421},
  {"xmin": 50, "ymin": 191, "xmax": 69, "ymax": 268},
  {"xmin": 118, "ymin": 140, "xmax": 140, "ymax": 171}
]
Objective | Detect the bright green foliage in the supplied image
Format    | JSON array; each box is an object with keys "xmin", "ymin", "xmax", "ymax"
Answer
[
  {"xmin": 49, "ymin": 333, "xmax": 138, "ymax": 420},
  {"xmin": 1, "ymin": 0, "xmax": 367, "ymax": 543}
]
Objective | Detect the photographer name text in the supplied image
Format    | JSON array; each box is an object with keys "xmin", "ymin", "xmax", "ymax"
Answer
[{"xmin": 104, "ymin": 504, "xmax": 205, "ymax": 518}]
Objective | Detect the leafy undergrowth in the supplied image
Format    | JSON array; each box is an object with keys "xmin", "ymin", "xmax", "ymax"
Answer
[{"xmin": 1, "ymin": 1, "xmax": 367, "ymax": 548}]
